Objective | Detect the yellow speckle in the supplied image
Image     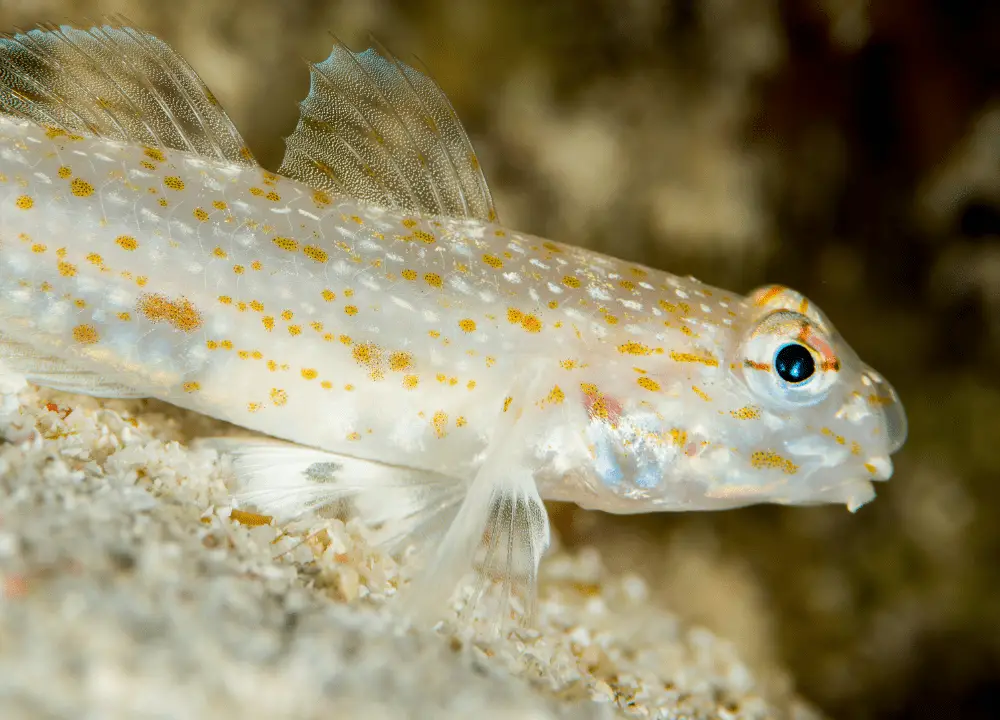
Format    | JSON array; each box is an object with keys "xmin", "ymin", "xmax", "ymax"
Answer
[
  {"xmin": 251, "ymin": 260, "xmax": 262, "ymax": 271},
  {"xmin": 57, "ymin": 166, "xmax": 72, "ymax": 178},
  {"xmin": 670, "ymin": 351, "xmax": 719, "ymax": 367},
  {"xmin": 212, "ymin": 246, "xmax": 228, "ymax": 259},
  {"xmin": 547, "ymin": 385, "xmax": 565, "ymax": 404},
  {"xmin": 30, "ymin": 243, "xmax": 46, "ymax": 253},
  {"xmin": 303, "ymin": 245, "xmax": 328, "ymax": 263},
  {"xmin": 116, "ymin": 235, "xmax": 138, "ymax": 251},
  {"xmin": 158, "ymin": 198, "xmax": 168, "ymax": 207},
  {"xmin": 280, "ymin": 310, "xmax": 293, "ymax": 321},
  {"xmin": 618, "ymin": 341, "xmax": 652, "ymax": 356},
  {"xmin": 321, "ymin": 380, "xmax": 333, "ymax": 389},
  {"xmin": 619, "ymin": 279, "xmax": 636, "ymax": 291},
  {"xmin": 692, "ymin": 386, "xmax": 712, "ymax": 402},
  {"xmin": 482, "ymin": 254, "xmax": 503, "ymax": 269},
  {"xmin": 562, "ymin": 275, "xmax": 580, "ymax": 289},
  {"xmin": 389, "ymin": 351, "xmax": 413, "ymax": 372},
  {"xmin": 458, "ymin": 318, "xmax": 476, "ymax": 333},
  {"xmin": 193, "ymin": 207, "xmax": 209, "ymax": 222},
  {"xmin": 270, "ymin": 388, "xmax": 288, "ymax": 406},
  {"xmin": 503, "ymin": 396, "xmax": 513, "ymax": 412},
  {"xmin": 456, "ymin": 416, "xmax": 467, "ymax": 427},
  {"xmin": 249, "ymin": 186, "xmax": 265, "ymax": 196},
  {"xmin": 70, "ymin": 178, "xmax": 94, "ymax": 197},
  {"xmin": 401, "ymin": 218, "xmax": 418, "ymax": 229},
  {"xmin": 403, "ymin": 374, "xmax": 419, "ymax": 389},
  {"xmin": 301, "ymin": 368, "xmax": 318, "ymax": 380},
  {"xmin": 751, "ymin": 450, "xmax": 799, "ymax": 475},
  {"xmin": 432, "ymin": 410, "xmax": 448, "ymax": 438},
  {"xmin": 637, "ymin": 377, "xmax": 660, "ymax": 392},
  {"xmin": 313, "ymin": 191, "xmax": 331, "ymax": 206},
  {"xmin": 73, "ymin": 298, "xmax": 86, "ymax": 309},
  {"xmin": 15, "ymin": 195, "xmax": 34, "ymax": 210},
  {"xmin": 467, "ymin": 380, "xmax": 476, "ymax": 390},
  {"xmin": 266, "ymin": 191, "xmax": 281, "ymax": 202},
  {"xmin": 339, "ymin": 335, "xmax": 352, "ymax": 345},
  {"xmin": 730, "ymin": 406, "xmax": 761, "ymax": 420},
  {"xmin": 547, "ymin": 300, "xmax": 559, "ymax": 309},
  {"xmin": 183, "ymin": 381, "xmax": 200, "ymax": 393},
  {"xmin": 288, "ymin": 325, "xmax": 302, "ymax": 336},
  {"xmin": 220, "ymin": 340, "xmax": 233, "ymax": 350},
  {"xmin": 412, "ymin": 230, "xmax": 435, "ymax": 244},
  {"xmin": 57, "ymin": 261, "xmax": 77, "ymax": 277},
  {"xmin": 424, "ymin": 273, "xmax": 443, "ymax": 288},
  {"xmin": 321, "ymin": 289, "xmax": 336, "ymax": 302},
  {"xmin": 137, "ymin": 293, "xmax": 203, "ymax": 333},
  {"xmin": 86, "ymin": 253, "xmax": 103, "ymax": 265},
  {"xmin": 233, "ymin": 264, "xmax": 245, "ymax": 275},
  {"xmin": 206, "ymin": 340, "xmax": 218, "ymax": 350},
  {"xmin": 262, "ymin": 316, "xmax": 275, "ymax": 331},
  {"xmin": 401, "ymin": 269, "xmax": 417, "ymax": 281},
  {"xmin": 248, "ymin": 402, "xmax": 262, "ymax": 413},
  {"xmin": 344, "ymin": 305, "xmax": 358, "ymax": 316},
  {"xmin": 163, "ymin": 176, "xmax": 184, "ymax": 191},
  {"xmin": 212, "ymin": 200, "xmax": 228, "ymax": 210},
  {"xmin": 218, "ymin": 295, "xmax": 232, "ymax": 305},
  {"xmin": 144, "ymin": 147, "xmax": 166, "ymax": 163},
  {"xmin": 347, "ymin": 431, "xmax": 361, "ymax": 441},
  {"xmin": 604, "ymin": 314, "xmax": 619, "ymax": 325},
  {"xmin": 72, "ymin": 324, "xmax": 99, "ymax": 344},
  {"xmin": 344, "ymin": 384, "xmax": 355, "ymax": 391},
  {"xmin": 272, "ymin": 236, "xmax": 298, "ymax": 252},
  {"xmin": 117, "ymin": 312, "xmax": 131, "ymax": 321}
]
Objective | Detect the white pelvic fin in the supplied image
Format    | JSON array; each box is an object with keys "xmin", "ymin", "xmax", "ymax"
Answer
[
  {"xmin": 279, "ymin": 36, "xmax": 498, "ymax": 223},
  {"xmin": 205, "ymin": 437, "xmax": 465, "ymax": 554},
  {"xmin": 0, "ymin": 336, "xmax": 145, "ymax": 398},
  {"xmin": 0, "ymin": 18, "xmax": 255, "ymax": 165},
  {"xmin": 403, "ymin": 463, "xmax": 550, "ymax": 633}
]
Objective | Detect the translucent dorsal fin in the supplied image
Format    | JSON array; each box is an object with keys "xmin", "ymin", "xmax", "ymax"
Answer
[
  {"xmin": 279, "ymin": 36, "xmax": 498, "ymax": 223},
  {"xmin": 0, "ymin": 17, "xmax": 256, "ymax": 165}
]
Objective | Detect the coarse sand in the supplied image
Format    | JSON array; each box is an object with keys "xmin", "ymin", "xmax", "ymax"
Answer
[{"xmin": 0, "ymin": 373, "xmax": 822, "ymax": 719}]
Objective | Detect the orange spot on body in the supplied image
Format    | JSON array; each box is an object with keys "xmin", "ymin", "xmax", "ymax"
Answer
[
  {"xmin": 72, "ymin": 324, "xmax": 99, "ymax": 344},
  {"xmin": 70, "ymin": 179, "xmax": 93, "ymax": 197},
  {"xmin": 116, "ymin": 235, "xmax": 138, "ymax": 251},
  {"xmin": 137, "ymin": 293, "xmax": 203, "ymax": 332}
]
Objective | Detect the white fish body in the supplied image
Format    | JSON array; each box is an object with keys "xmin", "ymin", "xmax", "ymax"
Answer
[{"xmin": 0, "ymin": 22, "xmax": 907, "ymax": 624}]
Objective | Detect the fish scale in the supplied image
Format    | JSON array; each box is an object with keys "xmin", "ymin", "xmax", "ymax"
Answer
[{"xmin": 0, "ymin": 20, "xmax": 907, "ymax": 627}]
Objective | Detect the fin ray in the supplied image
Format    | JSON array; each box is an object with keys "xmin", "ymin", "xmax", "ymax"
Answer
[
  {"xmin": 0, "ymin": 19, "xmax": 255, "ymax": 165},
  {"xmin": 279, "ymin": 37, "xmax": 498, "ymax": 222}
]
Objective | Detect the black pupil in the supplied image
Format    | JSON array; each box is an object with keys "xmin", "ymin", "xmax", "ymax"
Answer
[{"xmin": 775, "ymin": 343, "xmax": 815, "ymax": 383}]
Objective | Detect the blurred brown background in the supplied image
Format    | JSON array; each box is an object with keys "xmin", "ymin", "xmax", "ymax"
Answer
[{"xmin": 3, "ymin": 1, "xmax": 998, "ymax": 718}]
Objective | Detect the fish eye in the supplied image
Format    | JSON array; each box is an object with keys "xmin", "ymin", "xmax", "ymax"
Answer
[
  {"xmin": 740, "ymin": 310, "xmax": 838, "ymax": 409},
  {"xmin": 774, "ymin": 343, "xmax": 815, "ymax": 385}
]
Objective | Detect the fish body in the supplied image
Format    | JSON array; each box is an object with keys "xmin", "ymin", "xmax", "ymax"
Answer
[{"xmin": 0, "ymin": 22, "xmax": 907, "ymax": 624}]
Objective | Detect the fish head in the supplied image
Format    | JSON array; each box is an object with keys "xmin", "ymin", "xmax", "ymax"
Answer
[{"xmin": 573, "ymin": 284, "xmax": 906, "ymax": 513}]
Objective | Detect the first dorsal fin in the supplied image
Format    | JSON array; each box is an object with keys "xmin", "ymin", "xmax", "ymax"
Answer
[
  {"xmin": 279, "ymin": 37, "xmax": 499, "ymax": 223},
  {"xmin": 0, "ymin": 17, "xmax": 256, "ymax": 166}
]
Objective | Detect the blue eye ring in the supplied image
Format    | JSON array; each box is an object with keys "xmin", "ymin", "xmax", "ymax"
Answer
[{"xmin": 773, "ymin": 342, "xmax": 816, "ymax": 385}]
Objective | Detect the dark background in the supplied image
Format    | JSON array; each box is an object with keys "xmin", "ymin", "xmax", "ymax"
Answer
[{"xmin": 4, "ymin": 1, "xmax": 998, "ymax": 718}]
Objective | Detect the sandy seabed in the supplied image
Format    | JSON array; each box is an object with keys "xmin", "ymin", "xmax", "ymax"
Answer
[{"xmin": 0, "ymin": 373, "xmax": 822, "ymax": 719}]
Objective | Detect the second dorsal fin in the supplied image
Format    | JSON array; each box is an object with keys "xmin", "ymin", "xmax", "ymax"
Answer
[
  {"xmin": 0, "ymin": 18, "xmax": 256, "ymax": 166},
  {"xmin": 279, "ymin": 37, "xmax": 498, "ymax": 223}
]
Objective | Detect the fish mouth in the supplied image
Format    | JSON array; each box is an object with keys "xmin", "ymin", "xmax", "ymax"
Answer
[{"xmin": 862, "ymin": 367, "xmax": 907, "ymax": 454}]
